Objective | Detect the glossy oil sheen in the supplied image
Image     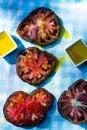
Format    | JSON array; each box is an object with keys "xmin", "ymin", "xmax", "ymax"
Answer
[{"xmin": 66, "ymin": 40, "xmax": 87, "ymax": 65}]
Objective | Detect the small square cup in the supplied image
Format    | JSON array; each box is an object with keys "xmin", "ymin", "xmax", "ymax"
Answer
[
  {"xmin": 65, "ymin": 39, "xmax": 87, "ymax": 66},
  {"xmin": 0, "ymin": 31, "xmax": 17, "ymax": 58}
]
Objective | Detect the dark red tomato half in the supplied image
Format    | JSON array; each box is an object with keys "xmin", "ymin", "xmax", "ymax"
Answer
[
  {"xmin": 3, "ymin": 88, "xmax": 53, "ymax": 127},
  {"xmin": 16, "ymin": 47, "xmax": 56, "ymax": 85},
  {"xmin": 17, "ymin": 7, "xmax": 61, "ymax": 46},
  {"xmin": 58, "ymin": 79, "xmax": 87, "ymax": 124}
]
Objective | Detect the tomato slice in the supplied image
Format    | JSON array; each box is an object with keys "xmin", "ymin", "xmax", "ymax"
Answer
[
  {"xmin": 17, "ymin": 7, "xmax": 61, "ymax": 46},
  {"xmin": 16, "ymin": 47, "xmax": 56, "ymax": 85}
]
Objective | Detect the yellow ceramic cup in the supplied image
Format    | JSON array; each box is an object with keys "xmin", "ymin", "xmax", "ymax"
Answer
[{"xmin": 0, "ymin": 31, "xmax": 17, "ymax": 58}]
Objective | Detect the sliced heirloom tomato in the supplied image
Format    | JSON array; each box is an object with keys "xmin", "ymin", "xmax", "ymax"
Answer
[
  {"xmin": 16, "ymin": 47, "xmax": 56, "ymax": 85},
  {"xmin": 3, "ymin": 91, "xmax": 27, "ymax": 126},
  {"xmin": 17, "ymin": 7, "xmax": 61, "ymax": 46},
  {"xmin": 3, "ymin": 88, "xmax": 53, "ymax": 127},
  {"xmin": 31, "ymin": 88, "xmax": 53, "ymax": 111},
  {"xmin": 58, "ymin": 79, "xmax": 87, "ymax": 124}
]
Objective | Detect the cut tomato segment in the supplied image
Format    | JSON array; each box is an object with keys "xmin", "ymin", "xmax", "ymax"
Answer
[
  {"xmin": 17, "ymin": 7, "xmax": 61, "ymax": 46},
  {"xmin": 32, "ymin": 88, "xmax": 53, "ymax": 111},
  {"xmin": 16, "ymin": 47, "xmax": 56, "ymax": 85},
  {"xmin": 58, "ymin": 79, "xmax": 87, "ymax": 124},
  {"xmin": 3, "ymin": 88, "xmax": 53, "ymax": 126}
]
